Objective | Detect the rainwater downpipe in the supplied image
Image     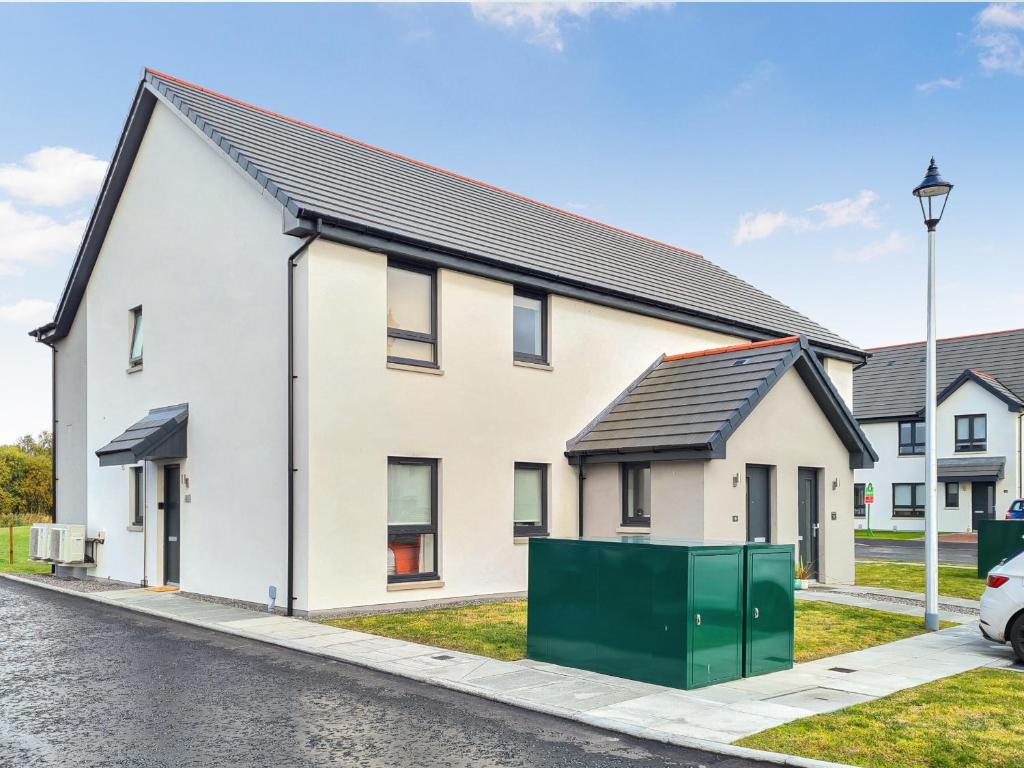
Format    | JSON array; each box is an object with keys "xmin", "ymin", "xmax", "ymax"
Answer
[
  {"xmin": 577, "ymin": 457, "xmax": 586, "ymax": 538},
  {"xmin": 287, "ymin": 221, "xmax": 322, "ymax": 617}
]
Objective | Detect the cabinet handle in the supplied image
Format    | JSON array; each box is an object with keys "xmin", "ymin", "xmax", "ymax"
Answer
[
  {"xmin": 695, "ymin": 613, "xmax": 702, "ymax": 626},
  {"xmin": 753, "ymin": 607, "xmax": 760, "ymax": 619}
]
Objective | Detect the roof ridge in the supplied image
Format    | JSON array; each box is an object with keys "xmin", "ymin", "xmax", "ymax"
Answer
[
  {"xmin": 144, "ymin": 68, "xmax": 704, "ymax": 262},
  {"xmin": 865, "ymin": 326, "xmax": 1024, "ymax": 352},
  {"xmin": 663, "ymin": 336, "xmax": 799, "ymax": 362}
]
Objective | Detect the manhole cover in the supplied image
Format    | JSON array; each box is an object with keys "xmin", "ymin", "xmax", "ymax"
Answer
[
  {"xmin": 829, "ymin": 667, "xmax": 857, "ymax": 674},
  {"xmin": 432, "ymin": 654, "xmax": 454, "ymax": 661}
]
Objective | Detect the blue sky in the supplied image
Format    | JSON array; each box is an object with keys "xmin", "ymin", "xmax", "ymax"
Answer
[{"xmin": 1, "ymin": 2, "xmax": 1022, "ymax": 440}]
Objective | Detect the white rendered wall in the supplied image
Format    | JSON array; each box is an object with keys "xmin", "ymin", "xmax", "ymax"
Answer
[
  {"xmin": 855, "ymin": 379, "xmax": 1020, "ymax": 532},
  {"xmin": 81, "ymin": 100, "xmax": 294, "ymax": 601},
  {"xmin": 53, "ymin": 307, "xmax": 88, "ymax": 525}
]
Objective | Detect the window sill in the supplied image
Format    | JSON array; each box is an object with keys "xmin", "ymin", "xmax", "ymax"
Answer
[
  {"xmin": 386, "ymin": 579, "xmax": 445, "ymax": 592},
  {"xmin": 513, "ymin": 359, "xmax": 553, "ymax": 372},
  {"xmin": 387, "ymin": 362, "xmax": 444, "ymax": 376},
  {"xmin": 617, "ymin": 526, "xmax": 650, "ymax": 534},
  {"xmin": 126, "ymin": 364, "xmax": 143, "ymax": 375},
  {"xmin": 126, "ymin": 525, "xmax": 144, "ymax": 532}
]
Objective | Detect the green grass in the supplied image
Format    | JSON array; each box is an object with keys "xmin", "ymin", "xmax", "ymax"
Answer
[
  {"xmin": 856, "ymin": 561, "xmax": 986, "ymax": 600},
  {"xmin": 324, "ymin": 599, "xmax": 949, "ymax": 663},
  {"xmin": 856, "ymin": 530, "xmax": 925, "ymax": 540},
  {"xmin": 0, "ymin": 525, "xmax": 50, "ymax": 574},
  {"xmin": 736, "ymin": 669, "xmax": 1024, "ymax": 768}
]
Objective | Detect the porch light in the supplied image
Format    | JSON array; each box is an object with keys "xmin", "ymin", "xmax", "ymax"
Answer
[{"xmin": 912, "ymin": 157, "xmax": 953, "ymax": 231}]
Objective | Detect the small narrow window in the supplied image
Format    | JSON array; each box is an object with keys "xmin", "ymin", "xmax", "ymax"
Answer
[
  {"xmin": 513, "ymin": 289, "xmax": 547, "ymax": 364},
  {"xmin": 854, "ymin": 483, "xmax": 866, "ymax": 518},
  {"xmin": 954, "ymin": 414, "xmax": 986, "ymax": 452},
  {"xmin": 129, "ymin": 307, "xmax": 143, "ymax": 367},
  {"xmin": 621, "ymin": 463, "xmax": 652, "ymax": 527},
  {"xmin": 514, "ymin": 463, "xmax": 548, "ymax": 537},
  {"xmin": 893, "ymin": 483, "xmax": 925, "ymax": 517},
  {"xmin": 387, "ymin": 458, "xmax": 438, "ymax": 582},
  {"xmin": 387, "ymin": 262, "xmax": 437, "ymax": 367},
  {"xmin": 944, "ymin": 482, "xmax": 959, "ymax": 509},
  {"xmin": 130, "ymin": 466, "xmax": 144, "ymax": 527},
  {"xmin": 897, "ymin": 420, "xmax": 924, "ymax": 455}
]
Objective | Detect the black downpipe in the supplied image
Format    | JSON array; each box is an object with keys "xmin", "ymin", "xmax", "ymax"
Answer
[
  {"xmin": 287, "ymin": 224, "xmax": 322, "ymax": 617},
  {"xmin": 577, "ymin": 458, "xmax": 586, "ymax": 538},
  {"xmin": 49, "ymin": 344, "xmax": 57, "ymax": 575}
]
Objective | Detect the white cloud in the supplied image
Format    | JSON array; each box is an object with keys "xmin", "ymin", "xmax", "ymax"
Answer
[
  {"xmin": 975, "ymin": 4, "xmax": 1024, "ymax": 75},
  {"xmin": 834, "ymin": 231, "xmax": 910, "ymax": 264},
  {"xmin": 0, "ymin": 147, "xmax": 107, "ymax": 207},
  {"xmin": 0, "ymin": 299, "xmax": 56, "ymax": 328},
  {"xmin": 733, "ymin": 190, "xmax": 879, "ymax": 245},
  {"xmin": 0, "ymin": 201, "xmax": 86, "ymax": 275},
  {"xmin": 470, "ymin": 2, "xmax": 652, "ymax": 51},
  {"xmin": 916, "ymin": 77, "xmax": 962, "ymax": 93},
  {"xmin": 732, "ymin": 60, "xmax": 778, "ymax": 97}
]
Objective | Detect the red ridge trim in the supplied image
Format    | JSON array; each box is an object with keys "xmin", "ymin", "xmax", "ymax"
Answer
[
  {"xmin": 865, "ymin": 326, "xmax": 1024, "ymax": 352},
  {"xmin": 663, "ymin": 335, "xmax": 799, "ymax": 362},
  {"xmin": 143, "ymin": 68, "xmax": 703, "ymax": 260}
]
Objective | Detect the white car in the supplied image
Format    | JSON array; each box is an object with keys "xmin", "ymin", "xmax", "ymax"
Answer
[{"xmin": 979, "ymin": 550, "xmax": 1024, "ymax": 660}]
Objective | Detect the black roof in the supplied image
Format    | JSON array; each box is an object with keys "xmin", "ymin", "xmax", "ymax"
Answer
[
  {"xmin": 937, "ymin": 456, "xmax": 1006, "ymax": 483},
  {"xmin": 566, "ymin": 336, "xmax": 875, "ymax": 468},
  {"xmin": 33, "ymin": 70, "xmax": 860, "ymax": 358},
  {"xmin": 95, "ymin": 404, "xmax": 188, "ymax": 466},
  {"xmin": 854, "ymin": 328, "xmax": 1024, "ymax": 421}
]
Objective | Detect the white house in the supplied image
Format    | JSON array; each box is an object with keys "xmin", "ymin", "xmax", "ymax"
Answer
[
  {"xmin": 853, "ymin": 329, "xmax": 1024, "ymax": 532},
  {"xmin": 32, "ymin": 70, "xmax": 875, "ymax": 615}
]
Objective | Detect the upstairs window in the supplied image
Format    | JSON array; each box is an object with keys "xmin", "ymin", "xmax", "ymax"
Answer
[
  {"xmin": 129, "ymin": 306, "xmax": 143, "ymax": 367},
  {"xmin": 513, "ymin": 463, "xmax": 548, "ymax": 537},
  {"xmin": 387, "ymin": 262, "xmax": 437, "ymax": 367},
  {"xmin": 513, "ymin": 289, "xmax": 547, "ymax": 364},
  {"xmin": 893, "ymin": 483, "xmax": 925, "ymax": 517},
  {"xmin": 854, "ymin": 483, "xmax": 866, "ymax": 518},
  {"xmin": 621, "ymin": 462, "xmax": 651, "ymax": 527},
  {"xmin": 955, "ymin": 414, "xmax": 986, "ymax": 452},
  {"xmin": 898, "ymin": 420, "xmax": 924, "ymax": 455}
]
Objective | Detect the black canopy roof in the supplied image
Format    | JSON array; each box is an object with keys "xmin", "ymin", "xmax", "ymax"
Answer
[{"xmin": 95, "ymin": 404, "xmax": 188, "ymax": 466}]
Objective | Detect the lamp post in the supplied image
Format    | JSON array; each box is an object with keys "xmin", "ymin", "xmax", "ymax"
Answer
[{"xmin": 913, "ymin": 158, "xmax": 953, "ymax": 631}]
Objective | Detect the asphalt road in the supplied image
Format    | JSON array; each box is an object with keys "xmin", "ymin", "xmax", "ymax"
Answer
[
  {"xmin": 856, "ymin": 537, "xmax": 977, "ymax": 565},
  {"xmin": 0, "ymin": 579, "xmax": 769, "ymax": 768}
]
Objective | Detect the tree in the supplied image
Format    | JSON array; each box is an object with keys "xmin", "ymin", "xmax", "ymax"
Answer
[
  {"xmin": 0, "ymin": 444, "xmax": 53, "ymax": 521},
  {"xmin": 15, "ymin": 431, "xmax": 53, "ymax": 458}
]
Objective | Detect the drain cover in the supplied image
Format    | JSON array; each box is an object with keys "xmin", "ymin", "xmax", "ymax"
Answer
[
  {"xmin": 829, "ymin": 667, "xmax": 857, "ymax": 673},
  {"xmin": 432, "ymin": 654, "xmax": 454, "ymax": 661}
]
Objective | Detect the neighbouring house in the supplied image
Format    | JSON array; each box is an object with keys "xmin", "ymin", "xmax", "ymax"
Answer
[
  {"xmin": 31, "ymin": 70, "xmax": 874, "ymax": 615},
  {"xmin": 853, "ymin": 328, "xmax": 1024, "ymax": 533}
]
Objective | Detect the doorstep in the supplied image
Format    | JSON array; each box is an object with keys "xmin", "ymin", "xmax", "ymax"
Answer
[{"xmin": 2, "ymin": 572, "xmax": 1011, "ymax": 768}]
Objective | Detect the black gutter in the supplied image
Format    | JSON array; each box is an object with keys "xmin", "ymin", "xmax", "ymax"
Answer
[
  {"xmin": 577, "ymin": 458, "xmax": 585, "ymax": 538},
  {"xmin": 286, "ymin": 224, "xmax": 322, "ymax": 616}
]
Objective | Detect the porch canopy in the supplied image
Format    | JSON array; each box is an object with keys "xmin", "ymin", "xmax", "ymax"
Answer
[
  {"xmin": 937, "ymin": 456, "xmax": 1005, "ymax": 483},
  {"xmin": 95, "ymin": 403, "xmax": 188, "ymax": 466}
]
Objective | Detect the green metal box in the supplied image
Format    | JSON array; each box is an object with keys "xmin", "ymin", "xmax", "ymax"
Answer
[
  {"xmin": 527, "ymin": 537, "xmax": 745, "ymax": 689},
  {"xmin": 977, "ymin": 520, "xmax": 1024, "ymax": 577},
  {"xmin": 743, "ymin": 543, "xmax": 795, "ymax": 677}
]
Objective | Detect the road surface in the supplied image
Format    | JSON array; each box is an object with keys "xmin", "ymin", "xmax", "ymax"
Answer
[
  {"xmin": 856, "ymin": 537, "xmax": 977, "ymax": 565},
  {"xmin": 0, "ymin": 578, "xmax": 768, "ymax": 768}
]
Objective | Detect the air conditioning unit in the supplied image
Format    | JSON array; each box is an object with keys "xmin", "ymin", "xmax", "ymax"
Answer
[
  {"xmin": 49, "ymin": 524, "xmax": 86, "ymax": 564},
  {"xmin": 29, "ymin": 523, "xmax": 52, "ymax": 560}
]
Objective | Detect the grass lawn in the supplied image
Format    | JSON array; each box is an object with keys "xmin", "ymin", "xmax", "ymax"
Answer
[
  {"xmin": 856, "ymin": 561, "xmax": 986, "ymax": 600},
  {"xmin": 0, "ymin": 525, "xmax": 50, "ymax": 574},
  {"xmin": 855, "ymin": 530, "xmax": 924, "ymax": 540},
  {"xmin": 736, "ymin": 668, "xmax": 1024, "ymax": 768},
  {"xmin": 324, "ymin": 600, "xmax": 947, "ymax": 663}
]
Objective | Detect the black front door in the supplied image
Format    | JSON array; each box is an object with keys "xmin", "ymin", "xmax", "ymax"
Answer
[
  {"xmin": 972, "ymin": 482, "xmax": 996, "ymax": 531},
  {"xmin": 746, "ymin": 465, "xmax": 771, "ymax": 542},
  {"xmin": 164, "ymin": 465, "xmax": 180, "ymax": 585},
  {"xmin": 797, "ymin": 468, "xmax": 819, "ymax": 579}
]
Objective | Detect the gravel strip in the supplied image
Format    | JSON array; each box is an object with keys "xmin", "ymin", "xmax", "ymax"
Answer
[
  {"xmin": 8, "ymin": 572, "xmax": 139, "ymax": 593},
  {"xmin": 828, "ymin": 589, "xmax": 980, "ymax": 616}
]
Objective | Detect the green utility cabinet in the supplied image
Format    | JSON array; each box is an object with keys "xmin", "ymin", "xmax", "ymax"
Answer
[
  {"xmin": 744, "ymin": 543, "xmax": 795, "ymax": 677},
  {"xmin": 527, "ymin": 537, "xmax": 745, "ymax": 689},
  {"xmin": 977, "ymin": 520, "xmax": 1024, "ymax": 577}
]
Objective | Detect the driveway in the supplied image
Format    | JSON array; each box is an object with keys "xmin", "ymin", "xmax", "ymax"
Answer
[
  {"xmin": 0, "ymin": 579, "xmax": 768, "ymax": 768},
  {"xmin": 856, "ymin": 537, "xmax": 977, "ymax": 565}
]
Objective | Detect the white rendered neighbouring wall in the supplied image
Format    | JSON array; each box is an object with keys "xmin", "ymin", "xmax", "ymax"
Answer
[
  {"xmin": 855, "ymin": 379, "xmax": 1021, "ymax": 532},
  {"xmin": 80, "ymin": 100, "xmax": 295, "ymax": 601}
]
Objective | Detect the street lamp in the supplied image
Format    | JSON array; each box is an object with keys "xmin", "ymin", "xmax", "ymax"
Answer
[{"xmin": 913, "ymin": 157, "xmax": 953, "ymax": 632}]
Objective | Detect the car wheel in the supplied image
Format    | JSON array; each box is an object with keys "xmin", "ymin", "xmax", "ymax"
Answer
[{"xmin": 1011, "ymin": 614, "xmax": 1024, "ymax": 662}]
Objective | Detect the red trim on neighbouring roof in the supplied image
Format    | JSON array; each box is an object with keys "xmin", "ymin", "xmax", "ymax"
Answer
[
  {"xmin": 663, "ymin": 336, "xmax": 800, "ymax": 362},
  {"xmin": 143, "ymin": 68, "xmax": 703, "ymax": 261},
  {"xmin": 865, "ymin": 327, "xmax": 1024, "ymax": 352}
]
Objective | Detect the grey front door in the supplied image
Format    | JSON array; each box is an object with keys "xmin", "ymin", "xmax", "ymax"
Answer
[
  {"xmin": 797, "ymin": 468, "xmax": 819, "ymax": 579},
  {"xmin": 164, "ymin": 465, "xmax": 180, "ymax": 585},
  {"xmin": 746, "ymin": 465, "xmax": 771, "ymax": 543},
  {"xmin": 972, "ymin": 482, "xmax": 996, "ymax": 531}
]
